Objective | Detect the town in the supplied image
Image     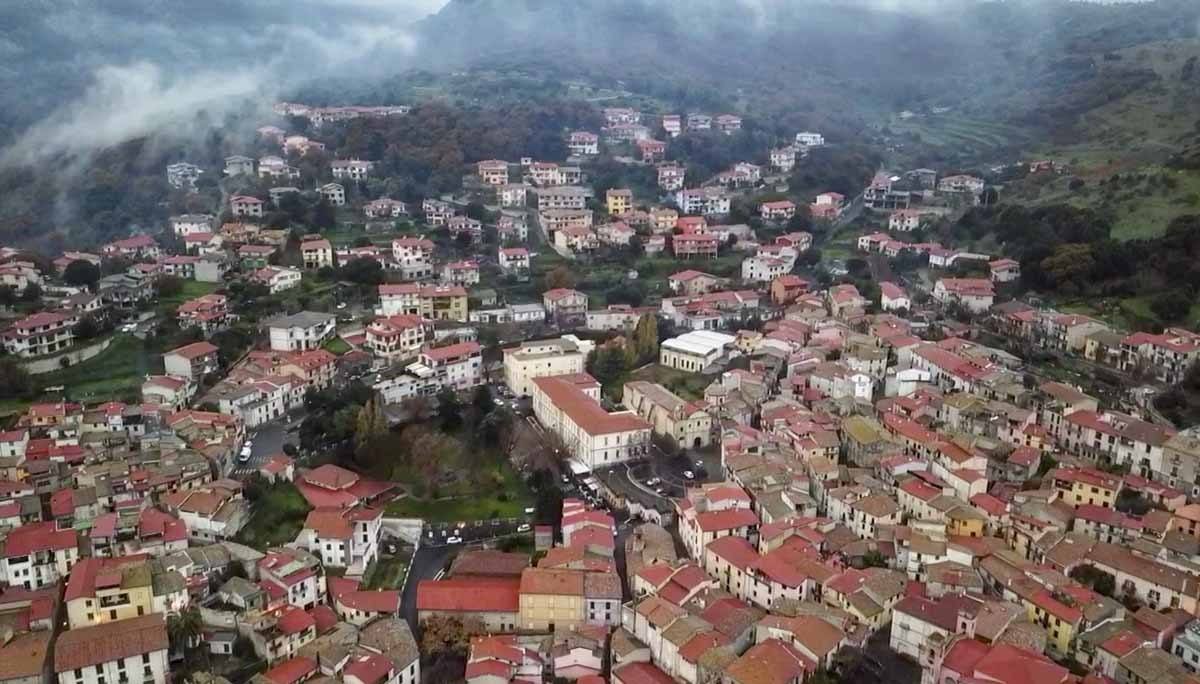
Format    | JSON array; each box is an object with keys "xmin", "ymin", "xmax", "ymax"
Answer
[{"xmin": 0, "ymin": 92, "xmax": 1198, "ymax": 684}]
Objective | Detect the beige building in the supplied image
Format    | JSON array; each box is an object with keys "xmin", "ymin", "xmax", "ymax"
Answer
[
  {"xmin": 518, "ymin": 568, "xmax": 584, "ymax": 631},
  {"xmin": 622, "ymin": 381, "xmax": 712, "ymax": 449},
  {"xmin": 503, "ymin": 335, "xmax": 595, "ymax": 397},
  {"xmin": 530, "ymin": 374, "xmax": 651, "ymax": 470}
]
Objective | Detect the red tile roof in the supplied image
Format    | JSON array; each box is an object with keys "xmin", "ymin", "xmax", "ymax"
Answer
[
  {"xmin": 262, "ymin": 657, "xmax": 318, "ymax": 684},
  {"xmin": 338, "ymin": 590, "xmax": 400, "ymax": 613},
  {"xmin": 53, "ymin": 613, "xmax": 167, "ymax": 672},
  {"xmin": 415, "ymin": 577, "xmax": 520, "ymax": 613}
]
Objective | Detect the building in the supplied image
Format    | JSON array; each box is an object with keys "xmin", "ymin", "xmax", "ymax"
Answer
[
  {"xmin": 796, "ymin": 132, "xmax": 825, "ymax": 148},
  {"xmin": 170, "ymin": 214, "xmax": 214, "ymax": 236},
  {"xmin": 675, "ymin": 188, "xmax": 730, "ymax": 216},
  {"xmin": 888, "ymin": 209, "xmax": 925, "ymax": 232},
  {"xmin": 623, "ymin": 381, "xmax": 712, "ymax": 449},
  {"xmin": 55, "ymin": 614, "xmax": 169, "ymax": 684},
  {"xmin": 365, "ymin": 315, "xmax": 430, "ymax": 360},
  {"xmin": 673, "ymin": 233, "xmax": 720, "ymax": 259},
  {"xmin": 2, "ymin": 311, "xmax": 76, "ymax": 358},
  {"xmin": 498, "ymin": 247, "xmax": 530, "ymax": 274},
  {"xmin": 990, "ymin": 258, "xmax": 1021, "ymax": 283},
  {"xmin": 658, "ymin": 164, "xmax": 685, "ymax": 191},
  {"xmin": 166, "ymin": 162, "xmax": 203, "ymax": 190},
  {"xmin": 251, "ymin": 266, "xmax": 303, "ymax": 294},
  {"xmin": 231, "ymin": 195, "xmax": 265, "ymax": 218},
  {"xmin": 319, "ymin": 183, "xmax": 345, "ymax": 206},
  {"xmin": 770, "ymin": 146, "xmax": 797, "ymax": 172},
  {"xmin": 568, "ymin": 131, "xmax": 600, "ymax": 156},
  {"xmin": 265, "ymin": 312, "xmax": 336, "ymax": 352},
  {"xmin": 607, "ymin": 188, "xmax": 633, "ymax": 216},
  {"xmin": 938, "ymin": 175, "xmax": 985, "ymax": 195},
  {"xmin": 297, "ymin": 506, "xmax": 381, "ymax": 574},
  {"xmin": 880, "ymin": 282, "xmax": 911, "ymax": 312},
  {"xmin": 164, "ymin": 341, "xmax": 220, "ymax": 381},
  {"xmin": 518, "ymin": 568, "xmax": 585, "ymax": 631},
  {"xmin": 331, "ymin": 159, "xmax": 374, "ymax": 181},
  {"xmin": 177, "ymin": 293, "xmax": 232, "ymax": 334},
  {"xmin": 378, "ymin": 284, "xmax": 469, "ymax": 321},
  {"xmin": 414, "ymin": 342, "xmax": 484, "ymax": 391},
  {"xmin": 760, "ymin": 200, "xmax": 797, "ymax": 221},
  {"xmin": 416, "ymin": 577, "xmax": 520, "ymax": 633},
  {"xmin": 530, "ymin": 374, "xmax": 651, "ymax": 470},
  {"xmin": 503, "ymin": 335, "xmax": 595, "ymax": 397},
  {"xmin": 933, "ymin": 279, "xmax": 995, "ymax": 313},
  {"xmin": 535, "ymin": 186, "xmax": 589, "ymax": 211},
  {"xmin": 660, "ymin": 331, "xmax": 737, "ymax": 373},
  {"xmin": 300, "ymin": 239, "xmax": 334, "ymax": 269},
  {"xmin": 543, "ymin": 288, "xmax": 589, "ymax": 319}
]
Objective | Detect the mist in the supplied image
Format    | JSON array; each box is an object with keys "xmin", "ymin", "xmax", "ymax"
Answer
[{"xmin": 0, "ymin": 0, "xmax": 446, "ymax": 168}]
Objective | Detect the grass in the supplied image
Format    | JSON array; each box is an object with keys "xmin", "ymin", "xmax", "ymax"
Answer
[
  {"xmin": 40, "ymin": 334, "xmax": 157, "ymax": 403},
  {"xmin": 323, "ymin": 337, "xmax": 351, "ymax": 355},
  {"xmin": 385, "ymin": 462, "xmax": 532, "ymax": 524},
  {"xmin": 362, "ymin": 552, "xmax": 412, "ymax": 590},
  {"xmin": 157, "ymin": 280, "xmax": 221, "ymax": 311},
  {"xmin": 235, "ymin": 482, "xmax": 310, "ymax": 551},
  {"xmin": 629, "ymin": 364, "xmax": 714, "ymax": 401}
]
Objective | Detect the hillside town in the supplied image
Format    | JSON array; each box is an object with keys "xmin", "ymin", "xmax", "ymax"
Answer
[{"xmin": 0, "ymin": 98, "xmax": 1199, "ymax": 684}]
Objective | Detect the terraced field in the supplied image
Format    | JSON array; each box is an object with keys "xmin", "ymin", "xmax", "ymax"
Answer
[{"xmin": 887, "ymin": 114, "xmax": 1030, "ymax": 157}]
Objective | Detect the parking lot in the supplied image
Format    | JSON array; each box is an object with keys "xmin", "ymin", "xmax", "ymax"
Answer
[{"xmin": 230, "ymin": 413, "xmax": 305, "ymax": 477}]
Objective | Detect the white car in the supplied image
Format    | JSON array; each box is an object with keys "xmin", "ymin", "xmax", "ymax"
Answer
[
  {"xmin": 517, "ymin": 524, "xmax": 531, "ymax": 532},
  {"xmin": 647, "ymin": 477, "xmax": 660, "ymax": 486},
  {"xmin": 683, "ymin": 471, "xmax": 695, "ymax": 480},
  {"xmin": 446, "ymin": 536, "xmax": 463, "ymax": 544},
  {"xmin": 336, "ymin": 302, "xmax": 347, "ymax": 310},
  {"xmin": 121, "ymin": 323, "xmax": 137, "ymax": 333}
]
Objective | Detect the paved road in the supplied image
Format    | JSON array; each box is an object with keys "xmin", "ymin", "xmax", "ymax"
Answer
[
  {"xmin": 400, "ymin": 544, "xmax": 452, "ymax": 629},
  {"xmin": 230, "ymin": 414, "xmax": 304, "ymax": 477}
]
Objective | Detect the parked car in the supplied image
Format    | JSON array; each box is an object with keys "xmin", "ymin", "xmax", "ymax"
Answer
[
  {"xmin": 683, "ymin": 471, "xmax": 695, "ymax": 480},
  {"xmin": 446, "ymin": 536, "xmax": 463, "ymax": 544},
  {"xmin": 517, "ymin": 523, "xmax": 531, "ymax": 532}
]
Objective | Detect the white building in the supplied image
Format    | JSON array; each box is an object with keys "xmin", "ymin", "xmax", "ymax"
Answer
[
  {"xmin": 55, "ymin": 614, "xmax": 170, "ymax": 684},
  {"xmin": 298, "ymin": 507, "xmax": 382, "ymax": 575},
  {"xmin": 409, "ymin": 342, "xmax": 483, "ymax": 391},
  {"xmin": 265, "ymin": 311, "xmax": 336, "ymax": 352},
  {"xmin": 795, "ymin": 132, "xmax": 825, "ymax": 148},
  {"xmin": 503, "ymin": 335, "xmax": 595, "ymax": 397},
  {"xmin": 674, "ymin": 188, "xmax": 731, "ymax": 216},
  {"xmin": 660, "ymin": 331, "xmax": 737, "ymax": 373},
  {"xmin": 530, "ymin": 374, "xmax": 651, "ymax": 471}
]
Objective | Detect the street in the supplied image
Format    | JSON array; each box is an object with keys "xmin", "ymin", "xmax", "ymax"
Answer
[
  {"xmin": 230, "ymin": 414, "xmax": 304, "ymax": 477},
  {"xmin": 400, "ymin": 543, "xmax": 452, "ymax": 629}
]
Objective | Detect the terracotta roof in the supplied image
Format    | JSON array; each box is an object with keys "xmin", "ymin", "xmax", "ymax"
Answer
[
  {"xmin": 338, "ymin": 590, "xmax": 400, "ymax": 613},
  {"xmin": 54, "ymin": 613, "xmax": 168, "ymax": 672},
  {"xmin": 725, "ymin": 639, "xmax": 814, "ymax": 684},
  {"xmin": 0, "ymin": 631, "xmax": 51, "ymax": 680},
  {"xmin": 262, "ymin": 657, "xmax": 318, "ymax": 684},
  {"xmin": 4, "ymin": 521, "xmax": 77, "ymax": 557},
  {"xmin": 532, "ymin": 374, "xmax": 649, "ymax": 435},
  {"xmin": 415, "ymin": 577, "xmax": 520, "ymax": 613},
  {"xmin": 520, "ymin": 567, "xmax": 585, "ymax": 596},
  {"xmin": 302, "ymin": 464, "xmax": 360, "ymax": 490},
  {"xmin": 612, "ymin": 662, "xmax": 676, "ymax": 684}
]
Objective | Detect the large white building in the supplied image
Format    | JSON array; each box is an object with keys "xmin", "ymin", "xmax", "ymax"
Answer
[
  {"xmin": 298, "ymin": 507, "xmax": 382, "ymax": 575},
  {"xmin": 530, "ymin": 374, "xmax": 651, "ymax": 471},
  {"xmin": 659, "ymin": 331, "xmax": 737, "ymax": 373},
  {"xmin": 503, "ymin": 335, "xmax": 595, "ymax": 397},
  {"xmin": 265, "ymin": 311, "xmax": 337, "ymax": 352},
  {"xmin": 622, "ymin": 381, "xmax": 713, "ymax": 449},
  {"xmin": 55, "ymin": 614, "xmax": 170, "ymax": 684},
  {"xmin": 409, "ymin": 342, "xmax": 483, "ymax": 391}
]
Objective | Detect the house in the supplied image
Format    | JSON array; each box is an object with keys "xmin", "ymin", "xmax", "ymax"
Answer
[
  {"xmin": 224, "ymin": 155, "xmax": 254, "ymax": 176},
  {"xmin": 657, "ymin": 163, "xmax": 685, "ymax": 191},
  {"xmin": 990, "ymin": 258, "xmax": 1021, "ymax": 283},
  {"xmin": 716, "ymin": 114, "xmax": 743, "ymax": 134},
  {"xmin": 365, "ymin": 315, "xmax": 430, "ymax": 360},
  {"xmin": 933, "ymin": 278, "xmax": 995, "ymax": 313},
  {"xmin": 1, "ymin": 521, "xmax": 80, "ymax": 589},
  {"xmin": 319, "ymin": 183, "xmax": 345, "ymax": 206},
  {"xmin": 503, "ymin": 335, "xmax": 595, "ymax": 397},
  {"xmin": 103, "ymin": 234, "xmax": 161, "ymax": 260},
  {"xmin": 675, "ymin": 188, "xmax": 730, "ymax": 216},
  {"xmin": 529, "ymin": 374, "xmax": 651, "ymax": 470},
  {"xmin": 258, "ymin": 156, "xmax": 300, "ymax": 180},
  {"xmin": 422, "ymin": 199, "xmax": 456, "ymax": 226},
  {"xmin": 2, "ymin": 311, "xmax": 76, "ymax": 358},
  {"xmin": 55, "ymin": 614, "xmax": 169, "ymax": 684},
  {"xmin": 568, "ymin": 131, "xmax": 600, "ymax": 156},
  {"xmin": 414, "ymin": 342, "xmax": 484, "ymax": 391},
  {"xmin": 623, "ymin": 381, "xmax": 712, "ymax": 449},
  {"xmin": 760, "ymin": 200, "xmax": 797, "ymax": 222},
  {"xmin": 363, "ymin": 198, "xmax": 408, "ymax": 218},
  {"xmin": 770, "ymin": 146, "xmax": 797, "ymax": 172},
  {"xmin": 669, "ymin": 270, "xmax": 726, "ymax": 296},
  {"xmin": 231, "ymin": 195, "xmax": 265, "ymax": 218},
  {"xmin": 543, "ymin": 288, "xmax": 588, "ymax": 318},
  {"xmin": 518, "ymin": 568, "xmax": 587, "ymax": 631},
  {"xmin": 880, "ymin": 282, "xmax": 911, "ymax": 312},
  {"xmin": 810, "ymin": 192, "xmax": 845, "ymax": 220},
  {"xmin": 742, "ymin": 254, "xmax": 791, "ymax": 283},
  {"xmin": 331, "ymin": 159, "xmax": 374, "ymax": 181},
  {"xmin": 177, "ymin": 293, "xmax": 232, "ymax": 334},
  {"xmin": 265, "ymin": 311, "xmax": 336, "ymax": 352},
  {"xmin": 252, "ymin": 266, "xmax": 303, "ymax": 294},
  {"xmin": 297, "ymin": 506, "xmax": 381, "ymax": 573},
  {"xmin": 160, "ymin": 485, "xmax": 249, "ymax": 542},
  {"xmin": 770, "ymin": 275, "xmax": 810, "ymax": 305},
  {"xmin": 171, "ymin": 214, "xmax": 215, "ymax": 236},
  {"xmin": 442, "ymin": 260, "xmax": 480, "ymax": 286},
  {"xmin": 660, "ymin": 330, "xmax": 736, "ymax": 373},
  {"xmin": 673, "ymin": 233, "xmax": 720, "ymax": 259},
  {"xmin": 166, "ymin": 162, "xmax": 203, "ymax": 190},
  {"xmin": 796, "ymin": 132, "xmax": 825, "ymax": 148},
  {"xmin": 498, "ymin": 247, "xmax": 531, "ymax": 274},
  {"xmin": 378, "ymin": 284, "xmax": 469, "ymax": 321},
  {"xmin": 1120, "ymin": 328, "xmax": 1200, "ymax": 385},
  {"xmin": 888, "ymin": 209, "xmax": 924, "ymax": 232},
  {"xmin": 555, "ymin": 226, "xmax": 599, "ymax": 254},
  {"xmin": 938, "ymin": 174, "xmax": 985, "ymax": 195},
  {"xmin": 607, "ymin": 188, "xmax": 633, "ymax": 215},
  {"xmin": 637, "ymin": 139, "xmax": 668, "ymax": 163},
  {"xmin": 164, "ymin": 341, "xmax": 220, "ymax": 380}
]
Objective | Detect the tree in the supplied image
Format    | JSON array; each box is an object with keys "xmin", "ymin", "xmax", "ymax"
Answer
[
  {"xmin": 631, "ymin": 314, "xmax": 659, "ymax": 365},
  {"xmin": 62, "ymin": 259, "xmax": 101, "ymax": 290},
  {"xmin": 167, "ymin": 606, "xmax": 204, "ymax": 651},
  {"xmin": 74, "ymin": 314, "xmax": 101, "ymax": 340},
  {"xmin": 338, "ymin": 257, "xmax": 385, "ymax": 286},
  {"xmin": 311, "ymin": 198, "xmax": 336, "ymax": 229},
  {"xmin": 156, "ymin": 275, "xmax": 185, "ymax": 299},
  {"xmin": 420, "ymin": 615, "xmax": 483, "ymax": 657},
  {"xmin": 437, "ymin": 387, "xmax": 463, "ymax": 430},
  {"xmin": 543, "ymin": 265, "xmax": 576, "ymax": 291},
  {"xmin": 0, "ymin": 358, "xmax": 37, "ymax": 400},
  {"xmin": 1151, "ymin": 290, "xmax": 1191, "ymax": 324}
]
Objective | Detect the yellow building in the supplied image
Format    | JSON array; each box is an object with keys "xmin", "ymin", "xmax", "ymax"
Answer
[
  {"xmin": 518, "ymin": 568, "xmax": 584, "ymax": 631},
  {"xmin": 606, "ymin": 188, "xmax": 633, "ymax": 216},
  {"xmin": 946, "ymin": 506, "xmax": 986, "ymax": 538},
  {"xmin": 65, "ymin": 558, "xmax": 158, "ymax": 629},
  {"xmin": 1022, "ymin": 589, "xmax": 1082, "ymax": 657},
  {"xmin": 421, "ymin": 286, "xmax": 469, "ymax": 322},
  {"xmin": 1050, "ymin": 467, "xmax": 1121, "ymax": 508}
]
